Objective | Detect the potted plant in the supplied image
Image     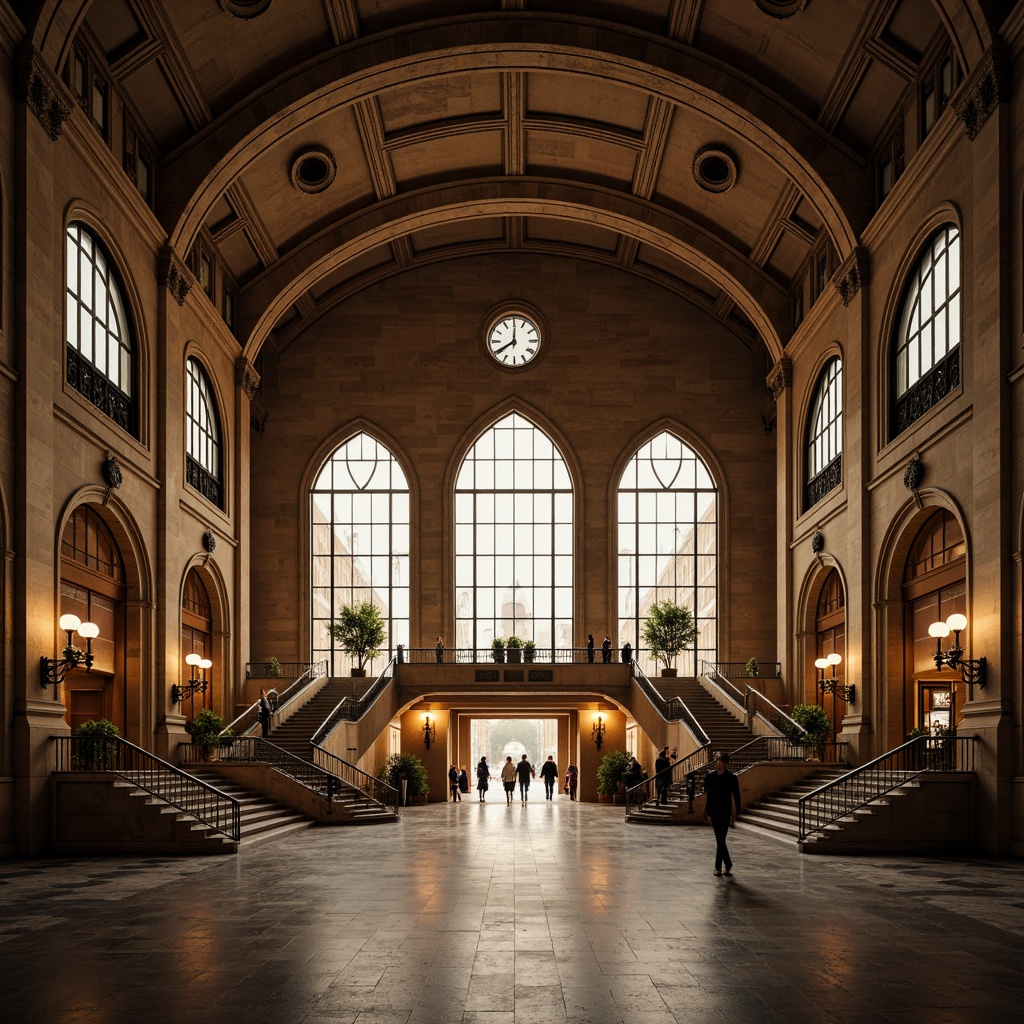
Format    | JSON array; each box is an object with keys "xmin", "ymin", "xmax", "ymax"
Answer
[
  {"xmin": 596, "ymin": 750, "xmax": 631, "ymax": 803},
  {"xmin": 787, "ymin": 703, "xmax": 830, "ymax": 760},
  {"xmin": 185, "ymin": 708, "xmax": 233, "ymax": 762},
  {"xmin": 745, "ymin": 657, "xmax": 760, "ymax": 678},
  {"xmin": 75, "ymin": 718, "xmax": 120, "ymax": 770},
  {"xmin": 268, "ymin": 656, "xmax": 282, "ymax": 678},
  {"xmin": 327, "ymin": 600, "xmax": 385, "ymax": 677},
  {"xmin": 641, "ymin": 600, "xmax": 699, "ymax": 677},
  {"xmin": 506, "ymin": 635, "xmax": 523, "ymax": 663},
  {"xmin": 491, "ymin": 637, "xmax": 506, "ymax": 663},
  {"xmin": 379, "ymin": 752, "xmax": 430, "ymax": 805},
  {"xmin": 523, "ymin": 640, "xmax": 536, "ymax": 663}
]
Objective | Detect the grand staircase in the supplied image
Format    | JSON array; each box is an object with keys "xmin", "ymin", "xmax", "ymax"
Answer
[
  {"xmin": 735, "ymin": 766, "xmax": 850, "ymax": 843},
  {"xmin": 268, "ymin": 680, "xmax": 354, "ymax": 759},
  {"xmin": 669, "ymin": 676, "xmax": 756, "ymax": 754},
  {"xmin": 186, "ymin": 766, "xmax": 316, "ymax": 847}
]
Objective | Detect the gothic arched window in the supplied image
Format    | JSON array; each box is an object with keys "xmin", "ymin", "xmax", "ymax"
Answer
[
  {"xmin": 805, "ymin": 357, "xmax": 843, "ymax": 510},
  {"xmin": 185, "ymin": 357, "xmax": 223, "ymax": 508}
]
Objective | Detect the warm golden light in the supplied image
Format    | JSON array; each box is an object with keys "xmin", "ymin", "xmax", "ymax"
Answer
[
  {"xmin": 928, "ymin": 621, "xmax": 951, "ymax": 639},
  {"xmin": 77, "ymin": 621, "xmax": 99, "ymax": 639},
  {"xmin": 826, "ymin": 652, "xmax": 842, "ymax": 667},
  {"xmin": 185, "ymin": 653, "xmax": 202, "ymax": 667},
  {"xmin": 59, "ymin": 613, "xmax": 81, "ymax": 632},
  {"xmin": 946, "ymin": 613, "xmax": 968, "ymax": 633}
]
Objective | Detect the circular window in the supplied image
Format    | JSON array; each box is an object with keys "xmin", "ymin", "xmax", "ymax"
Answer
[
  {"xmin": 218, "ymin": 0, "xmax": 273, "ymax": 18},
  {"xmin": 290, "ymin": 148, "xmax": 337, "ymax": 195},
  {"xmin": 693, "ymin": 147, "xmax": 739, "ymax": 194},
  {"xmin": 754, "ymin": 0, "xmax": 809, "ymax": 17}
]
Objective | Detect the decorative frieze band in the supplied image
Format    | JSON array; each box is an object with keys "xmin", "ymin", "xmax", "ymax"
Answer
[
  {"xmin": 767, "ymin": 358, "xmax": 793, "ymax": 401},
  {"xmin": 834, "ymin": 248, "xmax": 869, "ymax": 306},
  {"xmin": 158, "ymin": 249, "xmax": 192, "ymax": 306},
  {"xmin": 16, "ymin": 46, "xmax": 72, "ymax": 141},
  {"xmin": 235, "ymin": 358, "xmax": 261, "ymax": 400},
  {"xmin": 955, "ymin": 49, "xmax": 1005, "ymax": 141}
]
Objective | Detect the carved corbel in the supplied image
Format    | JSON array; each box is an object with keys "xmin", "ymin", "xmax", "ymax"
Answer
[
  {"xmin": 235, "ymin": 358, "xmax": 261, "ymax": 400},
  {"xmin": 955, "ymin": 49, "xmax": 1006, "ymax": 142},
  {"xmin": 766, "ymin": 358, "xmax": 793, "ymax": 401},
  {"xmin": 158, "ymin": 248, "xmax": 193, "ymax": 306},
  {"xmin": 16, "ymin": 46, "xmax": 72, "ymax": 141},
  {"xmin": 834, "ymin": 248, "xmax": 869, "ymax": 307}
]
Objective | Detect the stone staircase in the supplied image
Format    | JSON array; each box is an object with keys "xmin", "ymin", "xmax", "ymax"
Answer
[
  {"xmin": 736, "ymin": 766, "xmax": 850, "ymax": 843},
  {"xmin": 672, "ymin": 676, "xmax": 756, "ymax": 754},
  {"xmin": 268, "ymin": 679, "xmax": 354, "ymax": 759},
  {"xmin": 187, "ymin": 766, "xmax": 316, "ymax": 847}
]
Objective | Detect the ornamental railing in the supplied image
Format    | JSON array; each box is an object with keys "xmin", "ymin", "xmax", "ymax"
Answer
[
  {"xmin": 624, "ymin": 743, "xmax": 713, "ymax": 816},
  {"xmin": 310, "ymin": 746, "xmax": 399, "ymax": 815},
  {"xmin": 396, "ymin": 646, "xmax": 649, "ymax": 665},
  {"xmin": 225, "ymin": 661, "xmax": 326, "ymax": 738},
  {"xmin": 53, "ymin": 735, "xmax": 240, "ymax": 842},
  {"xmin": 894, "ymin": 347, "xmax": 960, "ymax": 436},
  {"xmin": 701, "ymin": 660, "xmax": 804, "ymax": 737},
  {"xmin": 798, "ymin": 734, "xmax": 975, "ymax": 842},
  {"xmin": 710, "ymin": 661, "xmax": 782, "ymax": 679},
  {"xmin": 632, "ymin": 662, "xmax": 709, "ymax": 742}
]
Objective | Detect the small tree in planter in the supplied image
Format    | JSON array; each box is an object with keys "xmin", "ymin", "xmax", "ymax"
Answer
[
  {"xmin": 641, "ymin": 600, "xmax": 699, "ymax": 676},
  {"xmin": 745, "ymin": 657, "xmax": 760, "ymax": 678},
  {"xmin": 75, "ymin": 718, "xmax": 120, "ymax": 770},
  {"xmin": 786, "ymin": 703, "xmax": 830, "ymax": 759},
  {"xmin": 379, "ymin": 752, "xmax": 430, "ymax": 804},
  {"xmin": 268, "ymin": 656, "xmax": 282, "ymax": 678},
  {"xmin": 523, "ymin": 640, "xmax": 536, "ymax": 663},
  {"xmin": 491, "ymin": 637, "xmax": 506, "ymax": 663},
  {"xmin": 596, "ymin": 750, "xmax": 632, "ymax": 802},
  {"xmin": 327, "ymin": 600, "xmax": 385, "ymax": 677},
  {"xmin": 506, "ymin": 635, "xmax": 523, "ymax": 663},
  {"xmin": 185, "ymin": 708, "xmax": 233, "ymax": 762}
]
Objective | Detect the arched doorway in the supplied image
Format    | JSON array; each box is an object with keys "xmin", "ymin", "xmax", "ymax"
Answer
[
  {"xmin": 814, "ymin": 569, "xmax": 846, "ymax": 738},
  {"xmin": 901, "ymin": 509, "xmax": 966, "ymax": 737},
  {"xmin": 59, "ymin": 506, "xmax": 126, "ymax": 733},
  {"xmin": 180, "ymin": 568, "xmax": 214, "ymax": 718}
]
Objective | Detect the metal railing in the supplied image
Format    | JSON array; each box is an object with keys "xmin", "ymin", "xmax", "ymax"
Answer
[
  {"xmin": 747, "ymin": 688, "xmax": 805, "ymax": 737},
  {"xmin": 224, "ymin": 661, "xmax": 326, "ymax": 738},
  {"xmin": 397, "ymin": 646, "xmax": 651, "ymax": 665},
  {"xmin": 53, "ymin": 735, "xmax": 240, "ymax": 842},
  {"xmin": 624, "ymin": 743, "xmax": 713, "ymax": 815},
  {"xmin": 180, "ymin": 736, "xmax": 343, "ymax": 804},
  {"xmin": 798, "ymin": 734, "xmax": 976, "ymax": 842},
  {"xmin": 311, "ymin": 745, "xmax": 399, "ymax": 814},
  {"xmin": 246, "ymin": 661, "xmax": 315, "ymax": 679},
  {"xmin": 701, "ymin": 660, "xmax": 805, "ymax": 738},
  {"xmin": 711, "ymin": 661, "xmax": 782, "ymax": 679},
  {"xmin": 343, "ymin": 656, "xmax": 396, "ymax": 722},
  {"xmin": 310, "ymin": 696, "xmax": 354, "ymax": 746},
  {"xmin": 631, "ymin": 662, "xmax": 709, "ymax": 744}
]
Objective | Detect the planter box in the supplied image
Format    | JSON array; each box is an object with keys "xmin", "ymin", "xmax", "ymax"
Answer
[
  {"xmin": 507, "ymin": 649, "xmax": 522, "ymax": 663},
  {"xmin": 661, "ymin": 668, "xmax": 678, "ymax": 677}
]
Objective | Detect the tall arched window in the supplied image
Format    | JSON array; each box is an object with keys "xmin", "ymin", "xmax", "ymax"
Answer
[
  {"xmin": 815, "ymin": 569, "xmax": 846, "ymax": 736},
  {"xmin": 310, "ymin": 433, "xmax": 409, "ymax": 674},
  {"xmin": 65, "ymin": 221, "xmax": 137, "ymax": 435},
  {"xmin": 892, "ymin": 223, "xmax": 961, "ymax": 436},
  {"xmin": 181, "ymin": 569, "xmax": 213, "ymax": 715},
  {"xmin": 805, "ymin": 357, "xmax": 843, "ymax": 511},
  {"xmin": 618, "ymin": 431, "xmax": 717, "ymax": 675},
  {"xmin": 455, "ymin": 412, "xmax": 573, "ymax": 654},
  {"xmin": 185, "ymin": 357, "xmax": 223, "ymax": 508}
]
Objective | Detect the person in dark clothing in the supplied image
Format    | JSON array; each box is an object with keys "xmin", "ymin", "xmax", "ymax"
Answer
[
  {"xmin": 654, "ymin": 746, "xmax": 672, "ymax": 806},
  {"xmin": 601, "ymin": 636, "xmax": 612, "ymax": 662},
  {"xmin": 476, "ymin": 756, "xmax": 490, "ymax": 801},
  {"xmin": 515, "ymin": 753, "xmax": 535, "ymax": 803},
  {"xmin": 564, "ymin": 763, "xmax": 578, "ymax": 800},
  {"xmin": 623, "ymin": 756, "xmax": 645, "ymax": 790},
  {"xmin": 435, "ymin": 636, "xmax": 445, "ymax": 663},
  {"xmin": 448, "ymin": 764, "xmax": 461, "ymax": 802},
  {"xmin": 539, "ymin": 755, "xmax": 559, "ymax": 800},
  {"xmin": 258, "ymin": 688, "xmax": 273, "ymax": 738},
  {"xmin": 458, "ymin": 767, "xmax": 469, "ymax": 794},
  {"xmin": 586, "ymin": 635, "xmax": 595, "ymax": 663},
  {"xmin": 621, "ymin": 641, "xmax": 632, "ymax": 664},
  {"xmin": 704, "ymin": 752, "xmax": 741, "ymax": 876}
]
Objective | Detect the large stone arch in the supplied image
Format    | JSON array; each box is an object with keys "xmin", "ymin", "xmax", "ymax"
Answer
[{"xmin": 177, "ymin": 554, "xmax": 232, "ymax": 720}]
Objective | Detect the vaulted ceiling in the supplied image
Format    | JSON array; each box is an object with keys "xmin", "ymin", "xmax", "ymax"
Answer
[{"xmin": 23, "ymin": 0, "xmax": 1003, "ymax": 357}]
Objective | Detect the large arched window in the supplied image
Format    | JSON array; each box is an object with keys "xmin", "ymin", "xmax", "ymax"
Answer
[
  {"xmin": 181, "ymin": 569, "xmax": 214, "ymax": 715},
  {"xmin": 618, "ymin": 431, "xmax": 717, "ymax": 676},
  {"xmin": 892, "ymin": 223, "xmax": 961, "ymax": 436},
  {"xmin": 310, "ymin": 433, "xmax": 409, "ymax": 674},
  {"xmin": 65, "ymin": 221, "xmax": 137, "ymax": 435},
  {"xmin": 455, "ymin": 413, "xmax": 573, "ymax": 655},
  {"xmin": 805, "ymin": 357, "xmax": 843, "ymax": 510},
  {"xmin": 185, "ymin": 357, "xmax": 223, "ymax": 509}
]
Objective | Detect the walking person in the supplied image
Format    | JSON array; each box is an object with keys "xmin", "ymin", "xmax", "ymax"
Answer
[
  {"xmin": 515, "ymin": 753, "xmax": 534, "ymax": 803},
  {"xmin": 501, "ymin": 755, "xmax": 517, "ymax": 805},
  {"xmin": 621, "ymin": 640, "xmax": 632, "ymax": 664},
  {"xmin": 476, "ymin": 756, "xmax": 490, "ymax": 801},
  {"xmin": 435, "ymin": 636, "xmax": 445, "ymax": 663},
  {"xmin": 448, "ymin": 764, "xmax": 461, "ymax": 802},
  {"xmin": 458, "ymin": 766, "xmax": 469, "ymax": 795},
  {"xmin": 654, "ymin": 746, "xmax": 672, "ymax": 806},
  {"xmin": 540, "ymin": 755, "xmax": 559, "ymax": 800},
  {"xmin": 704, "ymin": 752, "xmax": 741, "ymax": 876},
  {"xmin": 601, "ymin": 635, "xmax": 612, "ymax": 663},
  {"xmin": 258, "ymin": 688, "xmax": 273, "ymax": 738},
  {"xmin": 586, "ymin": 634, "xmax": 595, "ymax": 663},
  {"xmin": 564, "ymin": 762, "xmax": 578, "ymax": 801}
]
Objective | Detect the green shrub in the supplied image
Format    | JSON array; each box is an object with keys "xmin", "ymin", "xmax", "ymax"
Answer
[
  {"xmin": 327, "ymin": 601, "xmax": 386, "ymax": 672},
  {"xmin": 745, "ymin": 657, "xmax": 760, "ymax": 677},
  {"xmin": 787, "ymin": 703, "xmax": 830, "ymax": 755},
  {"xmin": 75, "ymin": 718, "xmax": 120, "ymax": 770},
  {"xmin": 596, "ymin": 750, "xmax": 631, "ymax": 795},
  {"xmin": 491, "ymin": 637, "xmax": 506, "ymax": 662},
  {"xmin": 185, "ymin": 708, "xmax": 230, "ymax": 759},
  {"xmin": 379, "ymin": 752, "xmax": 430, "ymax": 797},
  {"xmin": 641, "ymin": 601, "xmax": 699, "ymax": 670}
]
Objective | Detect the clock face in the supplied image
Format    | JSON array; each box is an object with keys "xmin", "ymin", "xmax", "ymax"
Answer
[{"xmin": 487, "ymin": 315, "xmax": 542, "ymax": 368}]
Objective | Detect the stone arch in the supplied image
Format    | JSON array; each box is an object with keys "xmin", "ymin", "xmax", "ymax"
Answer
[
  {"xmin": 299, "ymin": 419, "xmax": 418, "ymax": 667},
  {"xmin": 795, "ymin": 555, "xmax": 849, "ymax": 717},
  {"xmin": 874, "ymin": 488, "xmax": 972, "ymax": 751},
  {"xmin": 178, "ymin": 555, "xmax": 232, "ymax": 720},
  {"xmin": 53, "ymin": 486, "xmax": 154, "ymax": 745}
]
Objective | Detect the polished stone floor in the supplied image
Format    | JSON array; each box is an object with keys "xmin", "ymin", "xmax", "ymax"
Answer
[{"xmin": 2, "ymin": 799, "xmax": 1024, "ymax": 1024}]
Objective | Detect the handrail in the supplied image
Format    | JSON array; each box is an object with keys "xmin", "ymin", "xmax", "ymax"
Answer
[
  {"xmin": 347, "ymin": 656, "xmax": 396, "ymax": 721},
  {"xmin": 179, "ymin": 737, "xmax": 342, "ymax": 804},
  {"xmin": 309, "ymin": 696, "xmax": 354, "ymax": 747},
  {"xmin": 53, "ymin": 735, "xmax": 240, "ymax": 842},
  {"xmin": 246, "ymin": 661, "xmax": 313, "ymax": 679},
  {"xmin": 711, "ymin": 661, "xmax": 782, "ymax": 679},
  {"xmin": 701, "ymin": 660, "xmax": 805, "ymax": 737},
  {"xmin": 310, "ymin": 745, "xmax": 399, "ymax": 815},
  {"xmin": 222, "ymin": 661, "xmax": 326, "ymax": 738},
  {"xmin": 700, "ymin": 660, "xmax": 747, "ymax": 712},
  {"xmin": 798, "ymin": 734, "xmax": 976, "ymax": 842},
  {"xmin": 397, "ymin": 646, "xmax": 657, "ymax": 665},
  {"xmin": 624, "ymin": 743, "xmax": 713, "ymax": 815}
]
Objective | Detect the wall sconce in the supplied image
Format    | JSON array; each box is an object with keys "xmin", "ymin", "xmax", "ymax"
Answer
[
  {"xmin": 422, "ymin": 714, "xmax": 436, "ymax": 749},
  {"xmin": 592, "ymin": 715, "xmax": 606, "ymax": 749},
  {"xmin": 929, "ymin": 614, "xmax": 986, "ymax": 686},
  {"xmin": 41, "ymin": 614, "xmax": 100, "ymax": 689},
  {"xmin": 172, "ymin": 653, "xmax": 212, "ymax": 704},
  {"xmin": 814, "ymin": 652, "xmax": 854, "ymax": 704}
]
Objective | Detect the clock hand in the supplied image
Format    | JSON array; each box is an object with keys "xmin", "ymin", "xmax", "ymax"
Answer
[{"xmin": 493, "ymin": 339, "xmax": 516, "ymax": 354}]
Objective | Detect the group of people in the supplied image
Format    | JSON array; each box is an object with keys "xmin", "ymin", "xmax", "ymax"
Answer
[
  {"xmin": 449, "ymin": 754, "xmax": 579, "ymax": 804},
  {"xmin": 585, "ymin": 634, "xmax": 632, "ymax": 664}
]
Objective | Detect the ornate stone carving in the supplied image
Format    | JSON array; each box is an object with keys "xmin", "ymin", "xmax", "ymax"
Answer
[
  {"xmin": 834, "ymin": 248, "xmax": 869, "ymax": 306},
  {"xmin": 102, "ymin": 453, "xmax": 123, "ymax": 489},
  {"xmin": 235, "ymin": 358, "xmax": 261, "ymax": 400},
  {"xmin": 955, "ymin": 50, "xmax": 1004, "ymax": 142},
  {"xmin": 202, "ymin": 530, "xmax": 218, "ymax": 553},
  {"xmin": 767, "ymin": 359, "xmax": 792, "ymax": 400},
  {"xmin": 811, "ymin": 529, "xmax": 825, "ymax": 554},
  {"xmin": 903, "ymin": 454, "xmax": 923, "ymax": 492},
  {"xmin": 754, "ymin": 0, "xmax": 809, "ymax": 17},
  {"xmin": 17, "ymin": 47, "xmax": 72, "ymax": 141},
  {"xmin": 158, "ymin": 249, "xmax": 192, "ymax": 306}
]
